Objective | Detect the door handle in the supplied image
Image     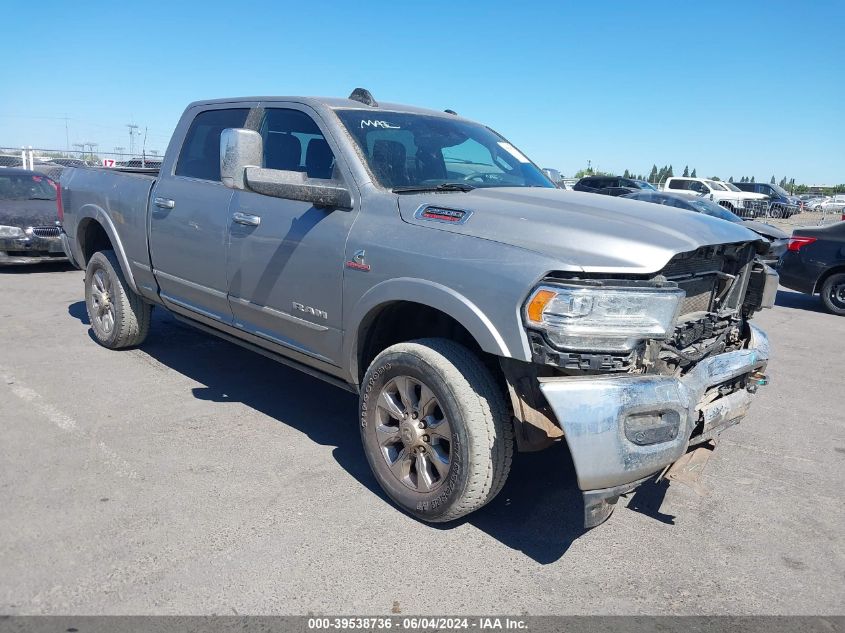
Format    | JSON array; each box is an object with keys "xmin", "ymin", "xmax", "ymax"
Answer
[
  {"xmin": 233, "ymin": 211, "xmax": 261, "ymax": 227},
  {"xmin": 154, "ymin": 197, "xmax": 175, "ymax": 209}
]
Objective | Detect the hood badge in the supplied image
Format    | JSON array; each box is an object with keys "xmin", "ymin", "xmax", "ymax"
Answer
[
  {"xmin": 414, "ymin": 205, "xmax": 473, "ymax": 225},
  {"xmin": 345, "ymin": 249, "xmax": 371, "ymax": 272}
]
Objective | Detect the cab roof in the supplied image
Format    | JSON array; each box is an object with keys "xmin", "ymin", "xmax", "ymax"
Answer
[{"xmin": 186, "ymin": 96, "xmax": 463, "ymax": 120}]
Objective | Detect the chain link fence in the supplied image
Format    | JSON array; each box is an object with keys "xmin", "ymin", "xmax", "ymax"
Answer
[{"xmin": 0, "ymin": 147, "xmax": 163, "ymax": 174}]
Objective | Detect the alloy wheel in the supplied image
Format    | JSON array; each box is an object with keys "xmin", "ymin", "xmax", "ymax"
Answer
[{"xmin": 374, "ymin": 375, "xmax": 452, "ymax": 492}]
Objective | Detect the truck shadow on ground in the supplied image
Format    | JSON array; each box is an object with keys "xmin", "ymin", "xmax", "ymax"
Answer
[{"xmin": 67, "ymin": 301, "xmax": 674, "ymax": 563}]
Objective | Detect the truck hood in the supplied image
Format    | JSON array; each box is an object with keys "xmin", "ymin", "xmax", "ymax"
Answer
[
  {"xmin": 735, "ymin": 192, "xmax": 769, "ymax": 200},
  {"xmin": 398, "ymin": 188, "xmax": 761, "ymax": 274}
]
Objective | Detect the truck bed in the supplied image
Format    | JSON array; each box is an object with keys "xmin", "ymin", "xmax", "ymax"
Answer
[{"xmin": 61, "ymin": 166, "xmax": 158, "ymax": 296}]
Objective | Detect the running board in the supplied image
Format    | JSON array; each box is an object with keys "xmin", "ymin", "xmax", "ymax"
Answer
[{"xmin": 171, "ymin": 313, "xmax": 358, "ymax": 394}]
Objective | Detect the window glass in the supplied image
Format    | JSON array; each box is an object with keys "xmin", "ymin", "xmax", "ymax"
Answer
[
  {"xmin": 668, "ymin": 179, "xmax": 689, "ymax": 190},
  {"xmin": 260, "ymin": 108, "xmax": 337, "ymax": 180},
  {"xmin": 688, "ymin": 198, "xmax": 742, "ymax": 221},
  {"xmin": 175, "ymin": 108, "xmax": 249, "ymax": 181},
  {"xmin": 0, "ymin": 174, "xmax": 56, "ymax": 200},
  {"xmin": 335, "ymin": 109, "xmax": 552, "ymax": 190}
]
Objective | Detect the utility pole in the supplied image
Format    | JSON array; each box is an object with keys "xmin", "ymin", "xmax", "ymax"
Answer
[
  {"xmin": 63, "ymin": 114, "xmax": 70, "ymax": 154},
  {"xmin": 84, "ymin": 142, "xmax": 98, "ymax": 162},
  {"xmin": 126, "ymin": 123, "xmax": 140, "ymax": 156}
]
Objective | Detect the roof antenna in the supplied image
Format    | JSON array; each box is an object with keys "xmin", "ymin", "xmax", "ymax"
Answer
[
  {"xmin": 444, "ymin": 109, "xmax": 458, "ymax": 115},
  {"xmin": 349, "ymin": 88, "xmax": 378, "ymax": 107}
]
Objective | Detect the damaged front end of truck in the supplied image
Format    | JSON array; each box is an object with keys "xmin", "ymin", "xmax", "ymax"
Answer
[{"xmin": 503, "ymin": 241, "xmax": 777, "ymax": 527}]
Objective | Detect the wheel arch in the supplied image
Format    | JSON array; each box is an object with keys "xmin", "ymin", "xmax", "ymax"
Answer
[
  {"xmin": 815, "ymin": 264, "xmax": 845, "ymax": 294},
  {"xmin": 346, "ymin": 279, "xmax": 513, "ymax": 386},
  {"xmin": 75, "ymin": 207, "xmax": 139, "ymax": 294}
]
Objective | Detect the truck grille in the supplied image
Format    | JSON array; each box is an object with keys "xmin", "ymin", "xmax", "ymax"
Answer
[
  {"xmin": 660, "ymin": 244, "xmax": 755, "ymax": 317},
  {"xmin": 30, "ymin": 226, "xmax": 61, "ymax": 238}
]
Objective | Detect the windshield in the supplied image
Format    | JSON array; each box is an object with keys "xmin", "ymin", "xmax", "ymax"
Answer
[
  {"xmin": 335, "ymin": 110, "xmax": 553, "ymax": 191},
  {"xmin": 687, "ymin": 197, "xmax": 741, "ymax": 222},
  {"xmin": 0, "ymin": 174, "xmax": 57, "ymax": 201},
  {"xmin": 771, "ymin": 183, "xmax": 791, "ymax": 197},
  {"xmin": 707, "ymin": 180, "xmax": 727, "ymax": 191},
  {"xmin": 635, "ymin": 180, "xmax": 657, "ymax": 190},
  {"xmin": 722, "ymin": 182, "xmax": 742, "ymax": 192}
]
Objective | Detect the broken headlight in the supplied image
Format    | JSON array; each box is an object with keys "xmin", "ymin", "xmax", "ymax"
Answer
[{"xmin": 524, "ymin": 283, "xmax": 685, "ymax": 352}]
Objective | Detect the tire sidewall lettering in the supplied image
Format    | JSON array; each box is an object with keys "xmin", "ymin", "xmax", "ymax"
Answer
[{"xmin": 360, "ymin": 357, "xmax": 466, "ymax": 519}]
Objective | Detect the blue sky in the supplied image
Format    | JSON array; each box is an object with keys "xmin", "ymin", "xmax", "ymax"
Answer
[{"xmin": 2, "ymin": 0, "xmax": 843, "ymax": 183}]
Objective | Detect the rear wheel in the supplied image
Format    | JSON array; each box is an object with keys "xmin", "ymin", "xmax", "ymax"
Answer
[
  {"xmin": 359, "ymin": 338, "xmax": 513, "ymax": 523},
  {"xmin": 85, "ymin": 250, "xmax": 151, "ymax": 348},
  {"xmin": 820, "ymin": 273, "xmax": 845, "ymax": 316}
]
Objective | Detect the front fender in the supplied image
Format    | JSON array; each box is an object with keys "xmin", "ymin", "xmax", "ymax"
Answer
[{"xmin": 345, "ymin": 277, "xmax": 513, "ymax": 383}]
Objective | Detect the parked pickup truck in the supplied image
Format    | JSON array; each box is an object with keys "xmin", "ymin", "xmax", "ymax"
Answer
[
  {"xmin": 663, "ymin": 177, "xmax": 769, "ymax": 218},
  {"xmin": 59, "ymin": 90, "xmax": 777, "ymax": 527}
]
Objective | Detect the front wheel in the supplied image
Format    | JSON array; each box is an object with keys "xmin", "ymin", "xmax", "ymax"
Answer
[
  {"xmin": 359, "ymin": 338, "xmax": 513, "ymax": 523},
  {"xmin": 820, "ymin": 273, "xmax": 845, "ymax": 316},
  {"xmin": 84, "ymin": 250, "xmax": 152, "ymax": 348}
]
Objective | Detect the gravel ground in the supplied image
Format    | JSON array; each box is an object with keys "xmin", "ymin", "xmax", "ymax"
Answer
[{"xmin": 0, "ymin": 263, "xmax": 843, "ymax": 615}]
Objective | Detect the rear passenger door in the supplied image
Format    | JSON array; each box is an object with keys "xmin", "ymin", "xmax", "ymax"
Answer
[
  {"xmin": 225, "ymin": 104, "xmax": 358, "ymax": 367},
  {"xmin": 149, "ymin": 105, "xmax": 253, "ymax": 324}
]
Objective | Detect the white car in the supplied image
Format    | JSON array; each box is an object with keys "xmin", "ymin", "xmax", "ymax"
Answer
[
  {"xmin": 820, "ymin": 195, "xmax": 845, "ymax": 213},
  {"xmin": 662, "ymin": 177, "xmax": 769, "ymax": 217}
]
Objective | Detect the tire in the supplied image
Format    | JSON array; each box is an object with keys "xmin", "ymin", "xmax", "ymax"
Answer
[
  {"xmin": 84, "ymin": 250, "xmax": 152, "ymax": 348},
  {"xmin": 359, "ymin": 338, "xmax": 513, "ymax": 523},
  {"xmin": 820, "ymin": 273, "xmax": 845, "ymax": 316}
]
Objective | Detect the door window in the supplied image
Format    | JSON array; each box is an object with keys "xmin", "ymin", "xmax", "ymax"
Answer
[
  {"xmin": 260, "ymin": 109, "xmax": 338, "ymax": 180},
  {"xmin": 175, "ymin": 108, "xmax": 250, "ymax": 181}
]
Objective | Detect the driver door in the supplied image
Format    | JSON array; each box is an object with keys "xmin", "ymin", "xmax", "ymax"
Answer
[{"xmin": 225, "ymin": 105, "xmax": 358, "ymax": 366}]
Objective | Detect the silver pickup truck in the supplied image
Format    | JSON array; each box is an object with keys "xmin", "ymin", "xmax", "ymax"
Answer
[{"xmin": 59, "ymin": 89, "xmax": 777, "ymax": 527}]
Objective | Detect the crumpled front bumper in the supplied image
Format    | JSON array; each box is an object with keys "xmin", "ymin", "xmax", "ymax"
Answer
[{"xmin": 538, "ymin": 323, "xmax": 770, "ymax": 527}]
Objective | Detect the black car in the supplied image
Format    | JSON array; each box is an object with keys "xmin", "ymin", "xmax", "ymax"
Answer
[
  {"xmin": 622, "ymin": 190, "xmax": 789, "ymax": 263},
  {"xmin": 0, "ymin": 168, "xmax": 66, "ymax": 264},
  {"xmin": 573, "ymin": 175, "xmax": 657, "ymax": 197},
  {"xmin": 778, "ymin": 222, "xmax": 845, "ymax": 315}
]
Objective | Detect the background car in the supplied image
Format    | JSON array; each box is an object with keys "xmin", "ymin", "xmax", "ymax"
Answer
[
  {"xmin": 573, "ymin": 175, "xmax": 657, "ymax": 196},
  {"xmin": 778, "ymin": 221, "xmax": 845, "ymax": 315},
  {"xmin": 0, "ymin": 168, "xmax": 66, "ymax": 265},
  {"xmin": 622, "ymin": 190, "xmax": 789, "ymax": 263},
  {"xmin": 662, "ymin": 177, "xmax": 769, "ymax": 217},
  {"xmin": 733, "ymin": 181, "xmax": 800, "ymax": 218},
  {"xmin": 820, "ymin": 194, "xmax": 845, "ymax": 214}
]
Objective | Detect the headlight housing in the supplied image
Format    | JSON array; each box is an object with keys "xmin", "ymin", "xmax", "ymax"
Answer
[
  {"xmin": 0, "ymin": 225, "xmax": 25, "ymax": 238},
  {"xmin": 524, "ymin": 282, "xmax": 685, "ymax": 352}
]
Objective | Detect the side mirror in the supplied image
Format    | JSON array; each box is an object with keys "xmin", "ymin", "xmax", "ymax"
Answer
[
  {"xmin": 221, "ymin": 127, "xmax": 353, "ymax": 210},
  {"xmin": 220, "ymin": 128, "xmax": 262, "ymax": 189},
  {"xmin": 244, "ymin": 168, "xmax": 353, "ymax": 210}
]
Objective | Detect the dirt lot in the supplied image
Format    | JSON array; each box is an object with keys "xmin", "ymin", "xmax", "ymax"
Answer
[{"xmin": 1, "ymin": 263, "xmax": 843, "ymax": 615}]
